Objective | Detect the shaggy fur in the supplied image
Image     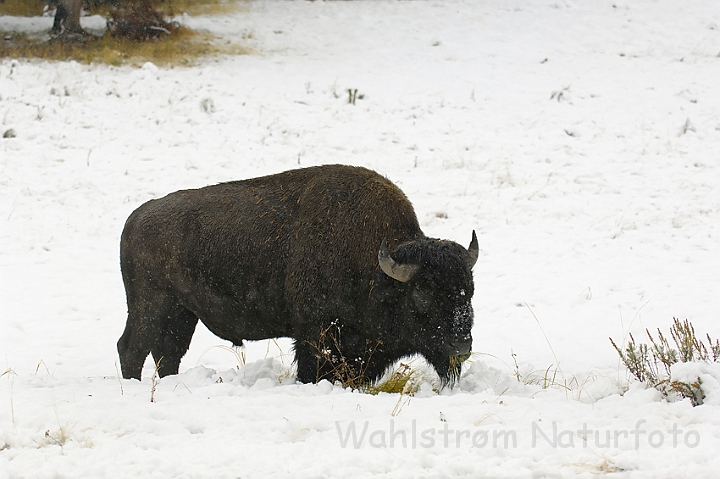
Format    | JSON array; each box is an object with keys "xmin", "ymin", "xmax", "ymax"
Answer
[{"xmin": 117, "ymin": 165, "xmax": 477, "ymax": 384}]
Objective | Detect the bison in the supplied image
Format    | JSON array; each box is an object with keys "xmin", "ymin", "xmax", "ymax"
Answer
[{"xmin": 118, "ymin": 165, "xmax": 478, "ymax": 385}]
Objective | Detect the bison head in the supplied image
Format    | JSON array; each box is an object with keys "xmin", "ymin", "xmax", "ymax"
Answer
[{"xmin": 378, "ymin": 231, "xmax": 478, "ymax": 385}]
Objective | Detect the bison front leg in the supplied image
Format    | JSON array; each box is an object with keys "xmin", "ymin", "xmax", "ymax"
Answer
[{"xmin": 294, "ymin": 339, "xmax": 336, "ymax": 384}]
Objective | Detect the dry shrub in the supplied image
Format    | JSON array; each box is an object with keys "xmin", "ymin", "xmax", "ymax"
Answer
[
  {"xmin": 107, "ymin": 0, "xmax": 178, "ymax": 42},
  {"xmin": 611, "ymin": 318, "xmax": 720, "ymax": 406}
]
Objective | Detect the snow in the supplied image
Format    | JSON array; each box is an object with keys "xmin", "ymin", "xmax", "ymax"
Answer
[{"xmin": 1, "ymin": 0, "xmax": 720, "ymax": 477}]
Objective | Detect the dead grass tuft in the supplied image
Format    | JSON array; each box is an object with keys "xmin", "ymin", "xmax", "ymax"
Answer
[{"xmin": 366, "ymin": 363, "xmax": 419, "ymax": 395}]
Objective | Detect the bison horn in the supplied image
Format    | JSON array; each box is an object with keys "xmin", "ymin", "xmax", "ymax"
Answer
[
  {"xmin": 468, "ymin": 230, "xmax": 479, "ymax": 268},
  {"xmin": 378, "ymin": 238, "xmax": 419, "ymax": 283}
]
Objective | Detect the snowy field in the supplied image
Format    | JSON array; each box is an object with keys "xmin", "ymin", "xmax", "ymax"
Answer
[{"xmin": 1, "ymin": 0, "xmax": 720, "ymax": 477}]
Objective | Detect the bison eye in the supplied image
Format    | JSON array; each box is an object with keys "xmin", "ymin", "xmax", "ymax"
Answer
[{"xmin": 412, "ymin": 289, "xmax": 432, "ymax": 312}]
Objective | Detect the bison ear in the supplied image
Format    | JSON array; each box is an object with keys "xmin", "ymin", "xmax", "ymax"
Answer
[
  {"xmin": 378, "ymin": 238, "xmax": 419, "ymax": 283},
  {"xmin": 468, "ymin": 230, "xmax": 479, "ymax": 268}
]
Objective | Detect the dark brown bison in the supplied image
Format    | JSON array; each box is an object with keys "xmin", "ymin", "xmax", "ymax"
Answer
[{"xmin": 118, "ymin": 165, "xmax": 478, "ymax": 385}]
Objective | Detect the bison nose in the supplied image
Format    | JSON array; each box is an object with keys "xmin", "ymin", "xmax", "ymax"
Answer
[{"xmin": 448, "ymin": 337, "xmax": 472, "ymax": 356}]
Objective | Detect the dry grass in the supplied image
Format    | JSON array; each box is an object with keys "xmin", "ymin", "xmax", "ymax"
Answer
[
  {"xmin": 573, "ymin": 455, "xmax": 623, "ymax": 474},
  {"xmin": 156, "ymin": 0, "xmax": 248, "ymax": 17},
  {"xmin": 0, "ymin": 27, "xmax": 248, "ymax": 66},
  {"xmin": 366, "ymin": 363, "xmax": 419, "ymax": 395},
  {"xmin": 307, "ymin": 322, "xmax": 383, "ymax": 390},
  {"xmin": 0, "ymin": 0, "xmax": 247, "ymax": 17},
  {"xmin": 0, "ymin": 0, "xmax": 249, "ymax": 66},
  {"xmin": 0, "ymin": 0, "xmax": 46, "ymax": 16},
  {"xmin": 86, "ymin": 0, "xmax": 248, "ymax": 18}
]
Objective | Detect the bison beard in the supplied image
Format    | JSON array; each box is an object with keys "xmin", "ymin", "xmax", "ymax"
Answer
[{"xmin": 117, "ymin": 165, "xmax": 478, "ymax": 386}]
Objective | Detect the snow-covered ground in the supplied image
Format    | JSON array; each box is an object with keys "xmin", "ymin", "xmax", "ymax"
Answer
[{"xmin": 1, "ymin": 0, "xmax": 720, "ymax": 477}]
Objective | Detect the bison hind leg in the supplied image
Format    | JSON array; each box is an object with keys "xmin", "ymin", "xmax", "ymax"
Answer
[{"xmin": 151, "ymin": 309, "xmax": 199, "ymax": 378}]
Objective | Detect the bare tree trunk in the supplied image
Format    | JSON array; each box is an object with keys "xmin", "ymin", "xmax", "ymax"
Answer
[
  {"xmin": 52, "ymin": 0, "xmax": 85, "ymax": 35},
  {"xmin": 50, "ymin": 2, "xmax": 67, "ymax": 34}
]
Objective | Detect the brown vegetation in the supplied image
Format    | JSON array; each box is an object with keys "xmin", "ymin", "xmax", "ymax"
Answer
[
  {"xmin": 0, "ymin": 0, "xmax": 47, "ymax": 16},
  {"xmin": 0, "ymin": 28, "xmax": 247, "ymax": 66},
  {"xmin": 0, "ymin": 0, "xmax": 248, "ymax": 65},
  {"xmin": 0, "ymin": 0, "xmax": 247, "ymax": 18},
  {"xmin": 107, "ymin": 0, "xmax": 179, "ymax": 42}
]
